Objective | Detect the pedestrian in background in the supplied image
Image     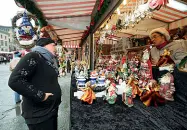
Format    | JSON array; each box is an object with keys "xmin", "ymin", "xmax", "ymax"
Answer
[
  {"xmin": 67, "ymin": 58, "xmax": 71, "ymax": 73},
  {"xmin": 9, "ymin": 51, "xmax": 22, "ymax": 104},
  {"xmin": 8, "ymin": 38, "xmax": 62, "ymax": 130}
]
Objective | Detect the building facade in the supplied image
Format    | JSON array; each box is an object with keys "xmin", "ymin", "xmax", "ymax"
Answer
[{"xmin": 0, "ymin": 25, "xmax": 20, "ymax": 52}]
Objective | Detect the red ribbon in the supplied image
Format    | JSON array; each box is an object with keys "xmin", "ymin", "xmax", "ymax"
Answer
[{"xmin": 98, "ymin": 0, "xmax": 104, "ymax": 11}]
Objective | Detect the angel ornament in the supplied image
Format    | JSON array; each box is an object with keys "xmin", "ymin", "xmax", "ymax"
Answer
[{"xmin": 80, "ymin": 81, "xmax": 96, "ymax": 104}]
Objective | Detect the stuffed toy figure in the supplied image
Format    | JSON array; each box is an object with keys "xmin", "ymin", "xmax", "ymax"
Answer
[{"xmin": 140, "ymin": 79, "xmax": 165, "ymax": 107}]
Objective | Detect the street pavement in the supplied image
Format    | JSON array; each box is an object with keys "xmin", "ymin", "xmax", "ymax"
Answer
[{"xmin": 0, "ymin": 63, "xmax": 71, "ymax": 130}]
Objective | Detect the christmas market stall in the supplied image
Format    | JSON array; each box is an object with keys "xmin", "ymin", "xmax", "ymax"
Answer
[
  {"xmin": 71, "ymin": 0, "xmax": 187, "ymax": 130},
  {"xmin": 13, "ymin": 0, "xmax": 187, "ymax": 129}
]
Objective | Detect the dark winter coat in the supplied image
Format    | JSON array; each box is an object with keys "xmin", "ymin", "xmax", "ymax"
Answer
[
  {"xmin": 8, "ymin": 52, "xmax": 62, "ymax": 124},
  {"xmin": 67, "ymin": 59, "xmax": 71, "ymax": 70}
]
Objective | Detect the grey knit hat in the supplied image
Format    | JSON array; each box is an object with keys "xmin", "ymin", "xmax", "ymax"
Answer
[{"xmin": 36, "ymin": 38, "xmax": 55, "ymax": 47}]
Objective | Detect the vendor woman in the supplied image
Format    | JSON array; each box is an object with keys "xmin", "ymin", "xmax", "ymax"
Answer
[{"xmin": 149, "ymin": 27, "xmax": 187, "ymax": 65}]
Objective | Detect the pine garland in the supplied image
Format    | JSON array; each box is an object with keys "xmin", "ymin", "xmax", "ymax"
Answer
[
  {"xmin": 81, "ymin": 0, "xmax": 111, "ymax": 45},
  {"xmin": 15, "ymin": 0, "xmax": 47, "ymax": 27},
  {"xmin": 92, "ymin": 0, "xmax": 111, "ymax": 30}
]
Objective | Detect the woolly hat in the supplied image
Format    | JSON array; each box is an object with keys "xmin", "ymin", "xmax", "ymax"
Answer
[
  {"xmin": 36, "ymin": 38, "xmax": 55, "ymax": 47},
  {"xmin": 149, "ymin": 27, "xmax": 170, "ymax": 41}
]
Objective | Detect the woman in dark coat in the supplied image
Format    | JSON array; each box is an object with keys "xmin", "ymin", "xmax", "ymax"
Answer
[
  {"xmin": 8, "ymin": 38, "xmax": 62, "ymax": 130},
  {"xmin": 67, "ymin": 59, "xmax": 71, "ymax": 73}
]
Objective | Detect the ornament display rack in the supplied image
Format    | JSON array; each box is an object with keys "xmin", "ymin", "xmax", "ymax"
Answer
[
  {"xmin": 96, "ymin": 55, "xmax": 120, "ymax": 69},
  {"xmin": 110, "ymin": 38, "xmax": 133, "ymax": 55},
  {"xmin": 110, "ymin": 38, "xmax": 125, "ymax": 55},
  {"xmin": 110, "ymin": 42, "xmax": 124, "ymax": 54},
  {"xmin": 126, "ymin": 45, "xmax": 152, "ymax": 52},
  {"xmin": 126, "ymin": 44, "xmax": 154, "ymax": 60},
  {"xmin": 96, "ymin": 55, "xmax": 111, "ymax": 67},
  {"xmin": 111, "ymin": 36, "xmax": 153, "ymax": 60},
  {"xmin": 102, "ymin": 36, "xmax": 153, "ymax": 64}
]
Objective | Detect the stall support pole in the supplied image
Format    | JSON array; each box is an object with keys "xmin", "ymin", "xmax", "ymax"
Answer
[
  {"xmin": 89, "ymin": 33, "xmax": 94, "ymax": 70},
  {"xmin": 80, "ymin": 48, "xmax": 83, "ymax": 61}
]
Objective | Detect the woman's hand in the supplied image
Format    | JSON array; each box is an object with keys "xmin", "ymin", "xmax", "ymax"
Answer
[{"xmin": 43, "ymin": 93, "xmax": 54, "ymax": 101}]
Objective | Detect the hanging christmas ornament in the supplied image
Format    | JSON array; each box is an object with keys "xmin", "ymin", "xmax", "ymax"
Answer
[
  {"xmin": 40, "ymin": 25, "xmax": 58, "ymax": 41},
  {"xmin": 131, "ymin": 24, "xmax": 135, "ymax": 28},
  {"xmin": 148, "ymin": 0, "xmax": 169, "ymax": 10},
  {"xmin": 140, "ymin": 12, "xmax": 146, "ymax": 18},
  {"xmin": 12, "ymin": 11, "xmax": 39, "ymax": 49},
  {"xmin": 116, "ymin": 19, "xmax": 122, "ymax": 30},
  {"xmin": 130, "ymin": 14, "xmax": 136, "ymax": 24}
]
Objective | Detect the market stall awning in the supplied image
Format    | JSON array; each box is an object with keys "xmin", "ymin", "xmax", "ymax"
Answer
[
  {"xmin": 169, "ymin": 17, "xmax": 187, "ymax": 30},
  {"xmin": 152, "ymin": 6, "xmax": 187, "ymax": 23},
  {"xmin": 119, "ymin": 0, "xmax": 187, "ymax": 23},
  {"xmin": 34, "ymin": 0, "xmax": 97, "ymax": 48}
]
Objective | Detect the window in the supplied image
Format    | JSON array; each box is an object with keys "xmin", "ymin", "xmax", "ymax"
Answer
[
  {"xmin": 1, "ymin": 35, "xmax": 2, "ymax": 38},
  {"xmin": 1, "ymin": 40, "xmax": 3, "ymax": 46},
  {"xmin": 9, "ymin": 38, "xmax": 10, "ymax": 42},
  {"xmin": 5, "ymin": 41, "xmax": 7, "ymax": 46},
  {"xmin": 5, "ymin": 36, "xmax": 6, "ymax": 40}
]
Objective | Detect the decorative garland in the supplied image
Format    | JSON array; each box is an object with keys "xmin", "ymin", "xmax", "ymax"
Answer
[
  {"xmin": 81, "ymin": 0, "xmax": 111, "ymax": 45},
  {"xmin": 14, "ymin": 0, "xmax": 47, "ymax": 27}
]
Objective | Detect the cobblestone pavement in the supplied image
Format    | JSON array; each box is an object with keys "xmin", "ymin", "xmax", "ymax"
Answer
[
  {"xmin": 0, "ymin": 63, "xmax": 71, "ymax": 130},
  {"xmin": 58, "ymin": 73, "xmax": 71, "ymax": 130}
]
